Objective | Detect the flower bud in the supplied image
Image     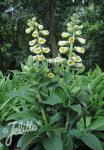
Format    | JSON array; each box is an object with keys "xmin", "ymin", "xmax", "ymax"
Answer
[
  {"xmin": 32, "ymin": 17, "xmax": 36, "ymax": 21},
  {"xmin": 61, "ymin": 32, "xmax": 70, "ymax": 38},
  {"xmin": 58, "ymin": 41, "xmax": 68, "ymax": 46},
  {"xmin": 75, "ymin": 30, "xmax": 82, "ymax": 36},
  {"xmin": 74, "ymin": 47, "xmax": 85, "ymax": 54},
  {"xmin": 38, "ymin": 24, "xmax": 44, "ymax": 30},
  {"xmin": 41, "ymin": 30, "xmax": 49, "ymax": 36},
  {"xmin": 77, "ymin": 37, "xmax": 86, "ymax": 44},
  {"xmin": 25, "ymin": 28, "xmax": 31, "ymax": 34}
]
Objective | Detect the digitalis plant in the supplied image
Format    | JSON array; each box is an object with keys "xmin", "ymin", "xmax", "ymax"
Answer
[
  {"xmin": 1, "ymin": 14, "xmax": 104, "ymax": 150},
  {"xmin": 26, "ymin": 17, "xmax": 50, "ymax": 62},
  {"xmin": 58, "ymin": 14, "xmax": 86, "ymax": 70}
]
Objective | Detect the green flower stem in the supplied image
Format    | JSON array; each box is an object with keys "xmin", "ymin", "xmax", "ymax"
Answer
[
  {"xmin": 68, "ymin": 33, "xmax": 75, "ymax": 59},
  {"xmin": 36, "ymin": 90, "xmax": 48, "ymax": 126},
  {"xmin": 36, "ymin": 27, "xmax": 43, "ymax": 54},
  {"xmin": 65, "ymin": 111, "xmax": 70, "ymax": 130}
]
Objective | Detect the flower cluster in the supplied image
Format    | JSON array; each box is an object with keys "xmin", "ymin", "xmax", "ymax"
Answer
[
  {"xmin": 47, "ymin": 56, "xmax": 66, "ymax": 64},
  {"xmin": 58, "ymin": 14, "xmax": 86, "ymax": 70},
  {"xmin": 26, "ymin": 17, "xmax": 50, "ymax": 61}
]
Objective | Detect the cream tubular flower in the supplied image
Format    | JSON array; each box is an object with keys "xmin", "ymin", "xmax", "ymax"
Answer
[
  {"xmin": 74, "ymin": 47, "xmax": 85, "ymax": 54},
  {"xmin": 75, "ymin": 62, "xmax": 84, "ymax": 68},
  {"xmin": 32, "ymin": 17, "xmax": 36, "ymax": 21},
  {"xmin": 67, "ymin": 59, "xmax": 75, "ymax": 66},
  {"xmin": 72, "ymin": 56, "xmax": 82, "ymax": 62},
  {"xmin": 59, "ymin": 47, "xmax": 69, "ymax": 53},
  {"xmin": 79, "ymin": 25, "xmax": 83, "ymax": 29},
  {"xmin": 75, "ymin": 30, "xmax": 82, "ymax": 36},
  {"xmin": 38, "ymin": 24, "xmax": 44, "ymax": 30},
  {"xmin": 38, "ymin": 37, "xmax": 46, "ymax": 44},
  {"xmin": 33, "ymin": 48, "xmax": 42, "ymax": 54},
  {"xmin": 29, "ymin": 39, "xmax": 37, "ymax": 46},
  {"xmin": 30, "ymin": 46, "xmax": 36, "ymax": 52},
  {"xmin": 68, "ymin": 37, "xmax": 75, "ymax": 43},
  {"xmin": 43, "ymin": 47, "xmax": 51, "ymax": 53},
  {"xmin": 25, "ymin": 28, "xmax": 31, "ymax": 34},
  {"xmin": 48, "ymin": 72, "xmax": 54, "ymax": 78},
  {"xmin": 41, "ymin": 30, "xmax": 49, "ymax": 36},
  {"xmin": 61, "ymin": 32, "xmax": 70, "ymax": 38},
  {"xmin": 33, "ymin": 55, "xmax": 38, "ymax": 61},
  {"xmin": 32, "ymin": 31, "xmax": 38, "ymax": 37},
  {"xmin": 77, "ymin": 37, "xmax": 86, "ymax": 44},
  {"xmin": 58, "ymin": 41, "xmax": 68, "ymax": 46},
  {"xmin": 37, "ymin": 55, "xmax": 45, "ymax": 61}
]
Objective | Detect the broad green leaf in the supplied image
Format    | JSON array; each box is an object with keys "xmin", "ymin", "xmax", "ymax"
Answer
[
  {"xmin": 86, "ymin": 117, "xmax": 91, "ymax": 127},
  {"xmin": 43, "ymin": 131, "xmax": 63, "ymax": 150},
  {"xmin": 50, "ymin": 113, "xmax": 62, "ymax": 125},
  {"xmin": 6, "ymin": 111, "xmax": 39, "ymax": 121},
  {"xmin": 80, "ymin": 133, "xmax": 103, "ymax": 150},
  {"xmin": 89, "ymin": 117, "xmax": 104, "ymax": 131},
  {"xmin": 44, "ymin": 95, "xmax": 62, "ymax": 105},
  {"xmin": 63, "ymin": 136, "xmax": 73, "ymax": 150},
  {"xmin": 70, "ymin": 104, "xmax": 81, "ymax": 114},
  {"xmin": 68, "ymin": 129, "xmax": 81, "ymax": 138},
  {"xmin": 17, "ymin": 132, "xmax": 37, "ymax": 150}
]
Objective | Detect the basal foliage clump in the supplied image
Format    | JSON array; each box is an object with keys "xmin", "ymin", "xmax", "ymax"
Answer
[{"xmin": 0, "ymin": 14, "xmax": 104, "ymax": 150}]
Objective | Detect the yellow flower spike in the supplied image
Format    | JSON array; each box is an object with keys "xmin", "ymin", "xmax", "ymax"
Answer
[
  {"xmin": 58, "ymin": 41, "xmax": 68, "ymax": 46},
  {"xmin": 77, "ymin": 37, "xmax": 86, "ymax": 44},
  {"xmin": 29, "ymin": 39, "xmax": 37, "ymax": 46},
  {"xmin": 61, "ymin": 32, "xmax": 70, "ymax": 38},
  {"xmin": 25, "ymin": 28, "xmax": 31, "ymax": 34},
  {"xmin": 72, "ymin": 56, "xmax": 82, "ymax": 62},
  {"xmin": 59, "ymin": 47, "xmax": 69, "ymax": 53},
  {"xmin": 75, "ymin": 30, "xmax": 82, "ymax": 36},
  {"xmin": 68, "ymin": 37, "xmax": 75, "ymax": 43},
  {"xmin": 74, "ymin": 47, "xmax": 85, "ymax": 54},
  {"xmin": 38, "ymin": 37, "xmax": 46, "ymax": 44},
  {"xmin": 67, "ymin": 59, "xmax": 75, "ymax": 66},
  {"xmin": 38, "ymin": 24, "xmax": 44, "ymax": 30},
  {"xmin": 41, "ymin": 30, "xmax": 49, "ymax": 36},
  {"xmin": 37, "ymin": 55, "xmax": 45, "ymax": 61},
  {"xmin": 43, "ymin": 48, "xmax": 51, "ymax": 53},
  {"xmin": 48, "ymin": 72, "xmax": 54, "ymax": 78},
  {"xmin": 32, "ymin": 31, "xmax": 38, "ymax": 37}
]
